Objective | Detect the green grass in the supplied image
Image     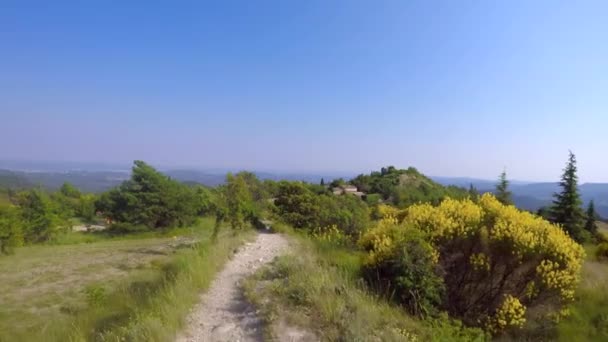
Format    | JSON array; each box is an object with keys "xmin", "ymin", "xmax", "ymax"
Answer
[
  {"xmin": 555, "ymin": 244, "xmax": 608, "ymax": 341},
  {"xmin": 243, "ymin": 234, "xmax": 486, "ymax": 342},
  {"xmin": 0, "ymin": 218, "xmax": 254, "ymax": 341}
]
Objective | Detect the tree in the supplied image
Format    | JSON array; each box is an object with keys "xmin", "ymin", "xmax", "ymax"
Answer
[
  {"xmin": 584, "ymin": 200, "xmax": 598, "ymax": 238},
  {"xmin": 273, "ymin": 182, "xmax": 319, "ymax": 229},
  {"xmin": 468, "ymin": 183, "xmax": 479, "ymax": 200},
  {"xmin": 495, "ymin": 170, "xmax": 512, "ymax": 205},
  {"xmin": 96, "ymin": 161, "xmax": 199, "ymax": 231},
  {"xmin": 223, "ymin": 173, "xmax": 255, "ymax": 229},
  {"xmin": 18, "ymin": 189, "xmax": 63, "ymax": 242},
  {"xmin": 77, "ymin": 194, "xmax": 97, "ymax": 227},
  {"xmin": 320, "ymin": 178, "xmax": 325, "ymax": 186},
  {"xmin": 60, "ymin": 182, "xmax": 81, "ymax": 198},
  {"xmin": 550, "ymin": 151, "xmax": 586, "ymax": 242},
  {"xmin": 0, "ymin": 205, "xmax": 23, "ymax": 254}
]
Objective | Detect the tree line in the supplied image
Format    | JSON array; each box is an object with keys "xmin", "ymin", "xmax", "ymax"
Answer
[{"xmin": 495, "ymin": 151, "xmax": 601, "ymax": 243}]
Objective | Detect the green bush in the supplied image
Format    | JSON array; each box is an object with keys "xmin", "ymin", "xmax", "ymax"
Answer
[
  {"xmin": 273, "ymin": 181, "xmax": 369, "ymax": 237},
  {"xmin": 596, "ymin": 243, "xmax": 608, "ymax": 261},
  {"xmin": 0, "ymin": 204, "xmax": 23, "ymax": 254},
  {"xmin": 362, "ymin": 227, "xmax": 444, "ymax": 317}
]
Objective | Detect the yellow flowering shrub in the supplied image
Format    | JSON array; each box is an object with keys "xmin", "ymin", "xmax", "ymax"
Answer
[
  {"xmin": 359, "ymin": 217, "xmax": 445, "ymax": 317},
  {"xmin": 311, "ymin": 225, "xmax": 349, "ymax": 246},
  {"xmin": 360, "ymin": 194, "xmax": 585, "ymax": 334},
  {"xmin": 488, "ymin": 295, "xmax": 526, "ymax": 333}
]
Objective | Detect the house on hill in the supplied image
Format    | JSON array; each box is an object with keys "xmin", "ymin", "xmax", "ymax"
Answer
[{"xmin": 332, "ymin": 184, "xmax": 365, "ymax": 197}]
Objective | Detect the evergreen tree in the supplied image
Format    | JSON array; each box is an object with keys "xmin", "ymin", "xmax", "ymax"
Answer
[
  {"xmin": 550, "ymin": 151, "xmax": 585, "ymax": 242},
  {"xmin": 584, "ymin": 200, "xmax": 598, "ymax": 238},
  {"xmin": 468, "ymin": 183, "xmax": 479, "ymax": 200},
  {"xmin": 320, "ymin": 178, "xmax": 325, "ymax": 186},
  {"xmin": 495, "ymin": 170, "xmax": 512, "ymax": 205}
]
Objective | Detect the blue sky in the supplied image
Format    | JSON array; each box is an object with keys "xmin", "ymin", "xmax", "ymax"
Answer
[{"xmin": 1, "ymin": 1, "xmax": 607, "ymax": 182}]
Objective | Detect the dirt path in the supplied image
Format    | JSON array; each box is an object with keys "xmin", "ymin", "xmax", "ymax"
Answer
[{"xmin": 176, "ymin": 232, "xmax": 289, "ymax": 342}]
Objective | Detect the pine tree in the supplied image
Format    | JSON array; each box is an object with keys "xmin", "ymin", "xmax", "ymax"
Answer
[
  {"xmin": 584, "ymin": 200, "xmax": 598, "ymax": 238},
  {"xmin": 320, "ymin": 178, "xmax": 325, "ymax": 186},
  {"xmin": 550, "ymin": 151, "xmax": 585, "ymax": 242},
  {"xmin": 468, "ymin": 183, "xmax": 479, "ymax": 200},
  {"xmin": 495, "ymin": 170, "xmax": 512, "ymax": 205}
]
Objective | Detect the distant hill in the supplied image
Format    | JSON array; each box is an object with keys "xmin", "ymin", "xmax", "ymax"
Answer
[
  {"xmin": 433, "ymin": 177, "xmax": 608, "ymax": 218},
  {"xmin": 351, "ymin": 166, "xmax": 468, "ymax": 207},
  {"xmin": 0, "ymin": 166, "xmax": 351, "ymax": 193}
]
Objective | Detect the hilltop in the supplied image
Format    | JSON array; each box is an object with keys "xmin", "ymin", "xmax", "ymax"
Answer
[{"xmin": 350, "ymin": 166, "xmax": 468, "ymax": 207}]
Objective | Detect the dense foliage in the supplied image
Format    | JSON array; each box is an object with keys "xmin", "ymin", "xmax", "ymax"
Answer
[
  {"xmin": 350, "ymin": 166, "xmax": 468, "ymax": 207},
  {"xmin": 273, "ymin": 181, "xmax": 369, "ymax": 236},
  {"xmin": 360, "ymin": 194, "xmax": 585, "ymax": 334},
  {"xmin": 0, "ymin": 205, "xmax": 23, "ymax": 254},
  {"xmin": 96, "ymin": 161, "xmax": 201, "ymax": 231}
]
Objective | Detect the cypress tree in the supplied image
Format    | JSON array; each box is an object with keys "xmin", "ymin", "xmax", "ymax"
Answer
[
  {"xmin": 584, "ymin": 200, "xmax": 598, "ymax": 238},
  {"xmin": 550, "ymin": 151, "xmax": 585, "ymax": 242},
  {"xmin": 495, "ymin": 170, "xmax": 512, "ymax": 205}
]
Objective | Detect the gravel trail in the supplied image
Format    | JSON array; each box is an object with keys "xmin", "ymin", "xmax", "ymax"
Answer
[{"xmin": 176, "ymin": 232, "xmax": 289, "ymax": 342}]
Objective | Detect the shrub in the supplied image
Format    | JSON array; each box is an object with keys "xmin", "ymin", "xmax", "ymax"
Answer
[
  {"xmin": 360, "ymin": 194, "xmax": 586, "ymax": 334},
  {"xmin": 596, "ymin": 243, "xmax": 608, "ymax": 261},
  {"xmin": 273, "ymin": 181, "xmax": 369, "ymax": 237},
  {"xmin": 0, "ymin": 205, "xmax": 23, "ymax": 254},
  {"xmin": 311, "ymin": 225, "xmax": 350, "ymax": 246},
  {"xmin": 360, "ymin": 222, "xmax": 444, "ymax": 317}
]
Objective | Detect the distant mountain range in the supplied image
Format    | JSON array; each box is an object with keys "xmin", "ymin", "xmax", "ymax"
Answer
[{"xmin": 431, "ymin": 177, "xmax": 608, "ymax": 218}]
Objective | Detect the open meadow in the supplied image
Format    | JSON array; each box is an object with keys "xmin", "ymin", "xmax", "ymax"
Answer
[{"xmin": 0, "ymin": 218, "xmax": 253, "ymax": 341}]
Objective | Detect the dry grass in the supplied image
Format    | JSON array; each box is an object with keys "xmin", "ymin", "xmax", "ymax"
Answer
[
  {"xmin": 0, "ymin": 217, "xmax": 249, "ymax": 341},
  {"xmin": 0, "ymin": 236, "xmax": 196, "ymax": 336}
]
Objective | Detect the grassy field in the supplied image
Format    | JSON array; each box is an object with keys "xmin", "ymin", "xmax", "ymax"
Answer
[
  {"xmin": 554, "ymin": 242, "xmax": 608, "ymax": 341},
  {"xmin": 0, "ymin": 218, "xmax": 253, "ymax": 341}
]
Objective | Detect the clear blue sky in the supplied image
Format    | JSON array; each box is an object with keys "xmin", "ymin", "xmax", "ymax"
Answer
[{"xmin": 1, "ymin": 1, "xmax": 607, "ymax": 182}]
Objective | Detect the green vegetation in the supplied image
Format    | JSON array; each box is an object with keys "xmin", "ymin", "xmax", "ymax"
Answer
[
  {"xmin": 0, "ymin": 204, "xmax": 23, "ymax": 254},
  {"xmin": 0, "ymin": 218, "xmax": 252, "ymax": 341},
  {"xmin": 495, "ymin": 170, "xmax": 513, "ymax": 205},
  {"xmin": 273, "ymin": 181, "xmax": 370, "ymax": 237},
  {"xmin": 361, "ymin": 195, "xmax": 585, "ymax": 334},
  {"xmin": 244, "ymin": 234, "xmax": 486, "ymax": 341},
  {"xmin": 96, "ymin": 161, "xmax": 202, "ymax": 231},
  {"xmin": 350, "ymin": 166, "xmax": 468, "ymax": 207},
  {"xmin": 1, "ymin": 158, "xmax": 607, "ymax": 341},
  {"xmin": 584, "ymin": 200, "xmax": 599, "ymax": 239},
  {"xmin": 550, "ymin": 151, "xmax": 587, "ymax": 242},
  {"xmin": 553, "ymin": 245, "xmax": 608, "ymax": 342}
]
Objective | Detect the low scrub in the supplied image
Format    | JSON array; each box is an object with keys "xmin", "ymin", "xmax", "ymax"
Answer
[
  {"xmin": 244, "ymin": 236, "xmax": 486, "ymax": 341},
  {"xmin": 595, "ymin": 242, "xmax": 608, "ymax": 260},
  {"xmin": 360, "ymin": 194, "xmax": 586, "ymax": 335}
]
